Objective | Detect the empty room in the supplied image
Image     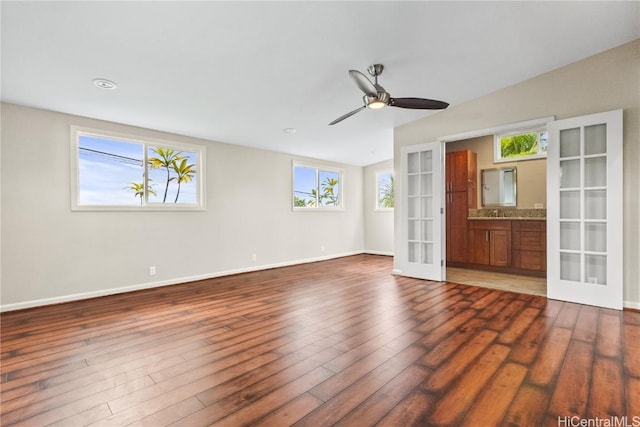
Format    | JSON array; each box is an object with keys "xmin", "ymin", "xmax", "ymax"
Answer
[{"xmin": 1, "ymin": 2, "xmax": 639, "ymax": 426}]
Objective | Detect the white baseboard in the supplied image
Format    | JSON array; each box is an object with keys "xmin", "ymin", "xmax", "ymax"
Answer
[
  {"xmin": 363, "ymin": 250, "xmax": 394, "ymax": 257},
  {"xmin": 4, "ymin": 253, "xmax": 637, "ymax": 312},
  {"xmin": 624, "ymin": 300, "xmax": 640, "ymax": 310},
  {"xmin": 0, "ymin": 251, "xmax": 364, "ymax": 312}
]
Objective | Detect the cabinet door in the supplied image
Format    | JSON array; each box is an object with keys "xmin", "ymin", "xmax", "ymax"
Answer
[
  {"xmin": 448, "ymin": 151, "xmax": 469, "ymax": 192},
  {"xmin": 469, "ymin": 229, "xmax": 490, "ymax": 265},
  {"xmin": 490, "ymin": 230, "xmax": 511, "ymax": 267},
  {"xmin": 447, "ymin": 191, "xmax": 469, "ymax": 263}
]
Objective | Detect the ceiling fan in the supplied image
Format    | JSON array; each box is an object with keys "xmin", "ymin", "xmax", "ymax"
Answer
[{"xmin": 329, "ymin": 64, "xmax": 449, "ymax": 125}]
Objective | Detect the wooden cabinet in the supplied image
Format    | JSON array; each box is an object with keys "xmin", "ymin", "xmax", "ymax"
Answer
[
  {"xmin": 469, "ymin": 220, "xmax": 512, "ymax": 267},
  {"xmin": 512, "ymin": 221, "xmax": 547, "ymax": 273},
  {"xmin": 446, "ymin": 150, "xmax": 477, "ymax": 264},
  {"xmin": 466, "ymin": 219, "xmax": 546, "ymax": 277}
]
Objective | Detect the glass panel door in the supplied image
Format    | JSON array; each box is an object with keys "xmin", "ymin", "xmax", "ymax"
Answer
[
  {"xmin": 400, "ymin": 142, "xmax": 443, "ymax": 281},
  {"xmin": 547, "ymin": 110, "xmax": 623, "ymax": 309}
]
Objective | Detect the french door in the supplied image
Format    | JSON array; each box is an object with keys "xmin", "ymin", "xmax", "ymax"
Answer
[
  {"xmin": 400, "ymin": 141, "xmax": 443, "ymax": 281},
  {"xmin": 547, "ymin": 109, "xmax": 623, "ymax": 309}
]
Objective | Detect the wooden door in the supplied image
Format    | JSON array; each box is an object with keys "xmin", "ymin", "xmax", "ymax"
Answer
[
  {"xmin": 448, "ymin": 150, "xmax": 469, "ymax": 192},
  {"xmin": 447, "ymin": 191, "xmax": 469, "ymax": 263},
  {"xmin": 490, "ymin": 229, "xmax": 511, "ymax": 267},
  {"xmin": 468, "ymin": 229, "xmax": 490, "ymax": 265}
]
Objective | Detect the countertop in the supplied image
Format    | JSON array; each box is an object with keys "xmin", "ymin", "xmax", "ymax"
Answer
[
  {"xmin": 467, "ymin": 208, "xmax": 546, "ymax": 221},
  {"xmin": 468, "ymin": 216, "xmax": 546, "ymax": 221}
]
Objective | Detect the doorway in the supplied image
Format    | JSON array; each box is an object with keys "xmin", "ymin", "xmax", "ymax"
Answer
[
  {"xmin": 398, "ymin": 112, "xmax": 623, "ymax": 309},
  {"xmin": 442, "ymin": 128, "xmax": 549, "ymax": 296}
]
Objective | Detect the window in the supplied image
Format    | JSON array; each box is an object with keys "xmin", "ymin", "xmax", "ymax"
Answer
[
  {"xmin": 71, "ymin": 127, "xmax": 205, "ymax": 210},
  {"xmin": 292, "ymin": 163, "xmax": 343, "ymax": 209},
  {"xmin": 494, "ymin": 129, "xmax": 548, "ymax": 163},
  {"xmin": 375, "ymin": 171, "xmax": 394, "ymax": 209}
]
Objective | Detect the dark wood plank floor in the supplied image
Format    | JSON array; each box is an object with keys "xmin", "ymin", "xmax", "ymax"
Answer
[{"xmin": 1, "ymin": 254, "xmax": 638, "ymax": 426}]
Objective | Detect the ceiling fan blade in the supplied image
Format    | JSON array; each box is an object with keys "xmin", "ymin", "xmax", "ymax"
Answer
[
  {"xmin": 348, "ymin": 70, "xmax": 377, "ymax": 97},
  {"xmin": 390, "ymin": 97, "xmax": 449, "ymax": 110},
  {"xmin": 329, "ymin": 106, "xmax": 366, "ymax": 125}
]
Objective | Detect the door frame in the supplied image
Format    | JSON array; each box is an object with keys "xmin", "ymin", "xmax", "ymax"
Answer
[{"xmin": 437, "ymin": 116, "xmax": 554, "ymax": 281}]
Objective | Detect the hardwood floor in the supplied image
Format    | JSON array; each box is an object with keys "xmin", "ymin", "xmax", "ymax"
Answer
[{"xmin": 1, "ymin": 254, "xmax": 638, "ymax": 426}]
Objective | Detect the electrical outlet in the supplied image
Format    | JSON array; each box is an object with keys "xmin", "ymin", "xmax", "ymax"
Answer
[
  {"xmin": 251, "ymin": 254, "xmax": 257, "ymax": 261},
  {"xmin": 149, "ymin": 266, "xmax": 156, "ymax": 276}
]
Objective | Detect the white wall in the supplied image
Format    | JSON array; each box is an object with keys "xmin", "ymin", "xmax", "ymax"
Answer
[
  {"xmin": 363, "ymin": 159, "xmax": 394, "ymax": 255},
  {"xmin": 394, "ymin": 40, "xmax": 640, "ymax": 308},
  {"xmin": 0, "ymin": 103, "xmax": 365, "ymax": 310}
]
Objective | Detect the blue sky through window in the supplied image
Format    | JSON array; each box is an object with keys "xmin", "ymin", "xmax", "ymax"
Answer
[
  {"xmin": 377, "ymin": 171, "xmax": 394, "ymax": 208},
  {"xmin": 294, "ymin": 166, "xmax": 316, "ymax": 205},
  {"xmin": 293, "ymin": 165, "xmax": 341, "ymax": 208},
  {"xmin": 78, "ymin": 135, "xmax": 143, "ymax": 205},
  {"xmin": 78, "ymin": 134, "xmax": 198, "ymax": 206}
]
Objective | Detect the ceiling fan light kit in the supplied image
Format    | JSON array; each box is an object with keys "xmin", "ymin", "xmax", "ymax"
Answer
[
  {"xmin": 364, "ymin": 92, "xmax": 389, "ymax": 109},
  {"xmin": 329, "ymin": 63, "xmax": 449, "ymax": 125}
]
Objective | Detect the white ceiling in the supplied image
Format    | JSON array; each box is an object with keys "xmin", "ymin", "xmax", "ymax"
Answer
[{"xmin": 2, "ymin": 1, "xmax": 638, "ymax": 166}]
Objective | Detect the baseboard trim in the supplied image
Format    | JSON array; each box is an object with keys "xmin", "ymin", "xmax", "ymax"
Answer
[
  {"xmin": 0, "ymin": 251, "xmax": 365, "ymax": 312},
  {"xmin": 624, "ymin": 300, "xmax": 640, "ymax": 310},
  {"xmin": 4, "ymin": 253, "xmax": 636, "ymax": 312},
  {"xmin": 363, "ymin": 250, "xmax": 394, "ymax": 257}
]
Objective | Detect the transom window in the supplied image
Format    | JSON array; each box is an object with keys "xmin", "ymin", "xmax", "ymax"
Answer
[
  {"xmin": 292, "ymin": 163, "xmax": 343, "ymax": 210},
  {"xmin": 71, "ymin": 127, "xmax": 205, "ymax": 210},
  {"xmin": 494, "ymin": 129, "xmax": 548, "ymax": 163}
]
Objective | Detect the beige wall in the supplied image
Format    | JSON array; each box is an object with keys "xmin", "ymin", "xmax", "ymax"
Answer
[
  {"xmin": 446, "ymin": 136, "xmax": 546, "ymax": 209},
  {"xmin": 394, "ymin": 40, "xmax": 640, "ymax": 307},
  {"xmin": 1, "ymin": 103, "xmax": 365, "ymax": 310}
]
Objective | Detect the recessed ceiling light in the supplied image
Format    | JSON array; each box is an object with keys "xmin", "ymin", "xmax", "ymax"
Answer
[
  {"xmin": 93, "ymin": 78, "xmax": 117, "ymax": 90},
  {"xmin": 283, "ymin": 128, "xmax": 297, "ymax": 135}
]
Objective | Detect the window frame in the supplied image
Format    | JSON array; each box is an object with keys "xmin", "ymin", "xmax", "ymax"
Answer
[
  {"xmin": 494, "ymin": 128, "xmax": 548, "ymax": 163},
  {"xmin": 70, "ymin": 126, "xmax": 206, "ymax": 211},
  {"xmin": 292, "ymin": 161, "xmax": 344, "ymax": 211},
  {"xmin": 375, "ymin": 170, "xmax": 394, "ymax": 211}
]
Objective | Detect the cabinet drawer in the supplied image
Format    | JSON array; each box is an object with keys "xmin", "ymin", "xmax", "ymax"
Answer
[
  {"xmin": 515, "ymin": 250, "xmax": 546, "ymax": 271},
  {"xmin": 469, "ymin": 220, "xmax": 511, "ymax": 231},
  {"xmin": 514, "ymin": 221, "xmax": 545, "ymax": 232},
  {"xmin": 520, "ymin": 231, "xmax": 545, "ymax": 251}
]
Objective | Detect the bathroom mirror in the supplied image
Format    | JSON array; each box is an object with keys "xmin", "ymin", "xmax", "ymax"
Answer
[{"xmin": 482, "ymin": 167, "xmax": 517, "ymax": 207}]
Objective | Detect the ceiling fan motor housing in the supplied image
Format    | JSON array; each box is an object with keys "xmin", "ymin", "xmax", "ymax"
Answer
[
  {"xmin": 363, "ymin": 92, "xmax": 389, "ymax": 109},
  {"xmin": 367, "ymin": 64, "xmax": 384, "ymax": 77}
]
